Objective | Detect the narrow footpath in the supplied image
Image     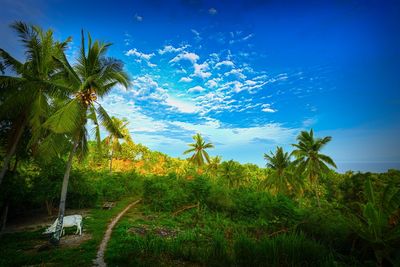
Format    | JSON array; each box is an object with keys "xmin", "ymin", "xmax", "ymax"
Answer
[{"xmin": 93, "ymin": 199, "xmax": 141, "ymax": 267}]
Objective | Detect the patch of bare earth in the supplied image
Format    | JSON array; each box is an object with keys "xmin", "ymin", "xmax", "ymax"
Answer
[{"xmin": 24, "ymin": 233, "xmax": 93, "ymax": 255}]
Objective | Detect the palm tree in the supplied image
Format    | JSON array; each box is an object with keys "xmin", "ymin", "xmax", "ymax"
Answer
[
  {"xmin": 219, "ymin": 160, "xmax": 244, "ymax": 188},
  {"xmin": 206, "ymin": 156, "xmax": 222, "ymax": 177},
  {"xmin": 264, "ymin": 146, "xmax": 301, "ymax": 195},
  {"xmin": 0, "ymin": 22, "xmax": 71, "ymax": 187},
  {"xmin": 183, "ymin": 133, "xmax": 214, "ymax": 167},
  {"xmin": 104, "ymin": 117, "xmax": 132, "ymax": 173},
  {"xmin": 291, "ymin": 129, "xmax": 336, "ymax": 207},
  {"xmin": 44, "ymin": 31, "xmax": 129, "ymax": 244}
]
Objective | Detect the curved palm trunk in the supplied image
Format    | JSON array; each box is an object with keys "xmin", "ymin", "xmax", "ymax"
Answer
[
  {"xmin": 51, "ymin": 138, "xmax": 79, "ymax": 245},
  {"xmin": 0, "ymin": 120, "xmax": 26, "ymax": 188}
]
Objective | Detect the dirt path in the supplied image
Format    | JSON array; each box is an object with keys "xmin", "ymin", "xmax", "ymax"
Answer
[{"xmin": 93, "ymin": 199, "xmax": 141, "ymax": 267}]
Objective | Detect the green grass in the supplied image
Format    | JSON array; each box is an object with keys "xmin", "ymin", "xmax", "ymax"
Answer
[
  {"xmin": 0, "ymin": 197, "xmax": 138, "ymax": 267},
  {"xmin": 106, "ymin": 204, "xmax": 345, "ymax": 267}
]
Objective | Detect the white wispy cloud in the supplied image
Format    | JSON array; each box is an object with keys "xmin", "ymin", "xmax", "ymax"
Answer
[
  {"xmin": 158, "ymin": 44, "xmax": 189, "ymax": 55},
  {"xmin": 169, "ymin": 51, "xmax": 199, "ymax": 64},
  {"xmin": 179, "ymin": 77, "xmax": 193, "ymax": 83},
  {"xmin": 205, "ymin": 79, "xmax": 219, "ymax": 88},
  {"xmin": 302, "ymin": 117, "xmax": 317, "ymax": 127},
  {"xmin": 195, "ymin": 91, "xmax": 235, "ymax": 115},
  {"xmin": 187, "ymin": 85, "xmax": 205, "ymax": 93},
  {"xmin": 261, "ymin": 103, "xmax": 277, "ymax": 113},
  {"xmin": 165, "ymin": 96, "xmax": 199, "ymax": 113},
  {"xmin": 131, "ymin": 75, "xmax": 167, "ymax": 101},
  {"xmin": 191, "ymin": 29, "xmax": 202, "ymax": 42},
  {"xmin": 229, "ymin": 32, "xmax": 255, "ymax": 44},
  {"xmin": 208, "ymin": 8, "xmax": 217, "ymax": 15},
  {"xmin": 125, "ymin": 48, "xmax": 154, "ymax": 60},
  {"xmin": 171, "ymin": 120, "xmax": 298, "ymax": 146},
  {"xmin": 224, "ymin": 68, "xmax": 247, "ymax": 80},
  {"xmin": 99, "ymin": 94, "xmax": 167, "ymax": 133},
  {"xmin": 134, "ymin": 14, "xmax": 143, "ymax": 22},
  {"xmin": 192, "ymin": 62, "xmax": 212, "ymax": 79},
  {"xmin": 215, "ymin": 60, "xmax": 235, "ymax": 68},
  {"xmin": 125, "ymin": 48, "xmax": 156, "ymax": 67}
]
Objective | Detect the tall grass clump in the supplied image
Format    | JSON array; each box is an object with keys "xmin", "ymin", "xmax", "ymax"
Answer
[{"xmin": 234, "ymin": 233, "xmax": 335, "ymax": 267}]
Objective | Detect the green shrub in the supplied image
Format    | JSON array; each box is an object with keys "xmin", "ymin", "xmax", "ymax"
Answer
[
  {"xmin": 206, "ymin": 185, "xmax": 233, "ymax": 212},
  {"xmin": 231, "ymin": 189, "xmax": 300, "ymax": 227},
  {"xmin": 298, "ymin": 208, "xmax": 351, "ymax": 254},
  {"xmin": 143, "ymin": 175, "xmax": 189, "ymax": 211},
  {"xmin": 231, "ymin": 188, "xmax": 267, "ymax": 219},
  {"xmin": 67, "ymin": 170, "xmax": 98, "ymax": 208},
  {"xmin": 187, "ymin": 175, "xmax": 211, "ymax": 203},
  {"xmin": 94, "ymin": 170, "xmax": 142, "ymax": 201}
]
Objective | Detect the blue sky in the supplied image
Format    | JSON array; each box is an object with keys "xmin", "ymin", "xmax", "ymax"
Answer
[{"xmin": 1, "ymin": 0, "xmax": 400, "ymax": 172}]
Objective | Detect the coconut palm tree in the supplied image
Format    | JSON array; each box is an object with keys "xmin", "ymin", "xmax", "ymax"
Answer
[
  {"xmin": 0, "ymin": 22, "xmax": 72, "ymax": 187},
  {"xmin": 183, "ymin": 133, "xmax": 214, "ymax": 167},
  {"xmin": 264, "ymin": 146, "xmax": 301, "ymax": 195},
  {"xmin": 291, "ymin": 129, "xmax": 336, "ymax": 207},
  {"xmin": 103, "ymin": 117, "xmax": 132, "ymax": 173},
  {"xmin": 219, "ymin": 160, "xmax": 244, "ymax": 188},
  {"xmin": 206, "ymin": 156, "xmax": 222, "ymax": 177},
  {"xmin": 44, "ymin": 31, "xmax": 130, "ymax": 244}
]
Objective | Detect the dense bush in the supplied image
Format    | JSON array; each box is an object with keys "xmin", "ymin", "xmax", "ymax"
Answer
[
  {"xmin": 143, "ymin": 174, "xmax": 213, "ymax": 212},
  {"xmin": 93, "ymin": 171, "xmax": 142, "ymax": 201},
  {"xmin": 297, "ymin": 207, "xmax": 352, "ymax": 255},
  {"xmin": 206, "ymin": 185, "xmax": 233, "ymax": 212},
  {"xmin": 143, "ymin": 175, "xmax": 188, "ymax": 211},
  {"xmin": 66, "ymin": 170, "xmax": 99, "ymax": 208},
  {"xmin": 230, "ymin": 188, "xmax": 300, "ymax": 226}
]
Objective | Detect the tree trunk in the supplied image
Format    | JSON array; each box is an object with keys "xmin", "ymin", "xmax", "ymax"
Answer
[
  {"xmin": 0, "ymin": 202, "xmax": 9, "ymax": 233},
  {"xmin": 50, "ymin": 139, "xmax": 79, "ymax": 245},
  {"xmin": 109, "ymin": 146, "xmax": 114, "ymax": 173},
  {"xmin": 0, "ymin": 121, "xmax": 25, "ymax": 188},
  {"xmin": 314, "ymin": 177, "xmax": 321, "ymax": 208},
  {"xmin": 12, "ymin": 155, "xmax": 18, "ymax": 172}
]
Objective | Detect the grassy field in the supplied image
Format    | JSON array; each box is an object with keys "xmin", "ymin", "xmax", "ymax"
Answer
[
  {"xmin": 105, "ymin": 203, "xmax": 340, "ymax": 267},
  {"xmin": 0, "ymin": 197, "xmax": 138, "ymax": 267}
]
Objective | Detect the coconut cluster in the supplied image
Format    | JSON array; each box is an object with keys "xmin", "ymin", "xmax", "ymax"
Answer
[{"xmin": 76, "ymin": 88, "xmax": 97, "ymax": 106}]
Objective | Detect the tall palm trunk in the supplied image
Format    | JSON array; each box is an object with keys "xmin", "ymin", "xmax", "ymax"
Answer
[
  {"xmin": 109, "ymin": 145, "xmax": 114, "ymax": 173},
  {"xmin": 0, "ymin": 119, "xmax": 26, "ymax": 187},
  {"xmin": 51, "ymin": 138, "xmax": 79, "ymax": 245},
  {"xmin": 312, "ymin": 174, "xmax": 321, "ymax": 208}
]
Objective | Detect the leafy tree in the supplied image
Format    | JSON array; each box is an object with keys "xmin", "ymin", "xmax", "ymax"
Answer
[
  {"xmin": 183, "ymin": 133, "xmax": 214, "ymax": 167},
  {"xmin": 264, "ymin": 146, "xmax": 302, "ymax": 195},
  {"xmin": 103, "ymin": 117, "xmax": 132, "ymax": 173},
  {"xmin": 0, "ymin": 22, "xmax": 71, "ymax": 187},
  {"xmin": 291, "ymin": 129, "xmax": 336, "ymax": 207},
  {"xmin": 43, "ymin": 31, "xmax": 129, "ymax": 244}
]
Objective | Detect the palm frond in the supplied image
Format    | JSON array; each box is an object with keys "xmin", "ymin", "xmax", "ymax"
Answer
[
  {"xmin": 88, "ymin": 104, "xmax": 102, "ymax": 151},
  {"xmin": 96, "ymin": 103, "xmax": 122, "ymax": 138},
  {"xmin": 44, "ymin": 99, "xmax": 84, "ymax": 133},
  {"xmin": 0, "ymin": 48, "xmax": 24, "ymax": 73}
]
